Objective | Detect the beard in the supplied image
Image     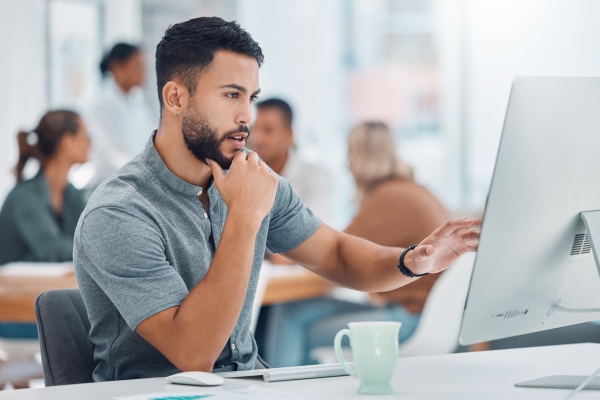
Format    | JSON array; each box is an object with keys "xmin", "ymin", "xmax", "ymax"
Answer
[{"xmin": 182, "ymin": 111, "xmax": 250, "ymax": 170}]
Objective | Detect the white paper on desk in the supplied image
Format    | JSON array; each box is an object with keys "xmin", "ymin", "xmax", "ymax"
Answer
[
  {"xmin": 115, "ymin": 386, "xmax": 324, "ymax": 400},
  {"xmin": 0, "ymin": 262, "xmax": 73, "ymax": 277}
]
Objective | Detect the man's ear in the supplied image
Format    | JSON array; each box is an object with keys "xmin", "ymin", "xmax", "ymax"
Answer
[
  {"xmin": 286, "ymin": 127, "xmax": 294, "ymax": 147},
  {"xmin": 162, "ymin": 80, "xmax": 188, "ymax": 117}
]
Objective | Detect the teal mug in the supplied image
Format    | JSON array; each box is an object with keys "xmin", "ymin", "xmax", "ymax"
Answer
[{"xmin": 334, "ymin": 321, "xmax": 401, "ymax": 395}]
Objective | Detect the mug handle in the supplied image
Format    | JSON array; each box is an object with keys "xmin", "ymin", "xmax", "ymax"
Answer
[{"xmin": 334, "ymin": 328, "xmax": 357, "ymax": 378}]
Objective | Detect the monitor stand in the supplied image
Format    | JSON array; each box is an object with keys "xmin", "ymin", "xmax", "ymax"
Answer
[
  {"xmin": 581, "ymin": 210, "xmax": 600, "ymax": 277},
  {"xmin": 515, "ymin": 375, "xmax": 600, "ymax": 390},
  {"xmin": 515, "ymin": 210, "xmax": 600, "ymax": 392}
]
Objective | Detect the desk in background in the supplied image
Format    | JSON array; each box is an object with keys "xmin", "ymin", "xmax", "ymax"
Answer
[
  {"xmin": 2, "ymin": 343, "xmax": 600, "ymax": 399},
  {"xmin": 0, "ymin": 265, "xmax": 335, "ymax": 323}
]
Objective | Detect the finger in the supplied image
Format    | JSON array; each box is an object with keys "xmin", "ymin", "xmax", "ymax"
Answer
[
  {"xmin": 233, "ymin": 151, "xmax": 246, "ymax": 164},
  {"xmin": 413, "ymin": 244, "xmax": 434, "ymax": 260},
  {"xmin": 206, "ymin": 159, "xmax": 226, "ymax": 182},
  {"xmin": 449, "ymin": 226, "xmax": 471, "ymax": 237},
  {"xmin": 460, "ymin": 230, "xmax": 480, "ymax": 242},
  {"xmin": 454, "ymin": 228, "xmax": 479, "ymax": 239},
  {"xmin": 258, "ymin": 159, "xmax": 271, "ymax": 171},
  {"xmin": 246, "ymin": 151, "xmax": 260, "ymax": 164},
  {"xmin": 466, "ymin": 242, "xmax": 478, "ymax": 250},
  {"xmin": 434, "ymin": 219, "xmax": 477, "ymax": 237}
]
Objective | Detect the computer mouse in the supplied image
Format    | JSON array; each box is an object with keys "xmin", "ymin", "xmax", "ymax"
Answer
[{"xmin": 165, "ymin": 371, "xmax": 225, "ymax": 386}]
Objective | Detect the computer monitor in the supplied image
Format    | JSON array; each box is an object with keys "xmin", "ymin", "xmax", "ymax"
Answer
[{"xmin": 460, "ymin": 77, "xmax": 600, "ymax": 347}]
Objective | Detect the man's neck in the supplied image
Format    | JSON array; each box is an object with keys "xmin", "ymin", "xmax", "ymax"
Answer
[
  {"xmin": 269, "ymin": 150, "xmax": 289, "ymax": 175},
  {"xmin": 155, "ymin": 122, "xmax": 213, "ymax": 189}
]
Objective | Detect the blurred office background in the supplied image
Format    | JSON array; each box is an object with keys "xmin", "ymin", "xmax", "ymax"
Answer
[
  {"xmin": 2, "ymin": 0, "xmax": 600, "ymax": 225},
  {"xmin": 3, "ymin": 0, "xmax": 600, "ymax": 388}
]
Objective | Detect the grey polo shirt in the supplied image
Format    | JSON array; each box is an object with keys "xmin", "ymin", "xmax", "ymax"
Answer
[{"xmin": 74, "ymin": 135, "xmax": 321, "ymax": 381}]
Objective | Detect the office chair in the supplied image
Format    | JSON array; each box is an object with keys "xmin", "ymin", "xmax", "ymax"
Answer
[
  {"xmin": 34, "ymin": 289, "xmax": 96, "ymax": 386},
  {"xmin": 311, "ymin": 253, "xmax": 476, "ymax": 362},
  {"xmin": 251, "ymin": 261, "xmax": 273, "ymax": 334}
]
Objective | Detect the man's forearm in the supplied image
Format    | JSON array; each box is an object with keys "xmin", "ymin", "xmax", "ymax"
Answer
[
  {"xmin": 284, "ymin": 224, "xmax": 418, "ymax": 293},
  {"xmin": 287, "ymin": 220, "xmax": 480, "ymax": 295},
  {"xmin": 334, "ymin": 233, "xmax": 416, "ymax": 292},
  {"xmin": 136, "ymin": 210, "xmax": 261, "ymax": 371}
]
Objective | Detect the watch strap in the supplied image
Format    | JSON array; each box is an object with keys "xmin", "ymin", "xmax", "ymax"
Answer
[{"xmin": 398, "ymin": 244, "xmax": 429, "ymax": 278}]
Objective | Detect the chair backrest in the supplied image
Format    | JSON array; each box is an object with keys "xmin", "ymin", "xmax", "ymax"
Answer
[
  {"xmin": 251, "ymin": 261, "xmax": 272, "ymax": 334},
  {"xmin": 34, "ymin": 289, "xmax": 96, "ymax": 386},
  {"xmin": 397, "ymin": 252, "xmax": 476, "ymax": 357}
]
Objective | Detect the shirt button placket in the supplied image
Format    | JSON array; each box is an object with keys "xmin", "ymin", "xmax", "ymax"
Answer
[{"xmin": 230, "ymin": 341, "xmax": 237, "ymax": 360}]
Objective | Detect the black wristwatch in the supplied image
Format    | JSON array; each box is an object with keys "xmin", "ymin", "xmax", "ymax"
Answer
[{"xmin": 398, "ymin": 244, "xmax": 429, "ymax": 278}]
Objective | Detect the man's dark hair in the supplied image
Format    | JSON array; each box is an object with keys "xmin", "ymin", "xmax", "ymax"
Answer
[
  {"xmin": 256, "ymin": 98, "xmax": 293, "ymax": 127},
  {"xmin": 155, "ymin": 17, "xmax": 264, "ymax": 110}
]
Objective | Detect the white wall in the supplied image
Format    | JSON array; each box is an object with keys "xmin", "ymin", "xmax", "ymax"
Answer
[
  {"xmin": 432, "ymin": 0, "xmax": 464, "ymax": 211},
  {"xmin": 4, "ymin": 0, "xmax": 600, "ymax": 215},
  {"xmin": 0, "ymin": 0, "xmax": 47, "ymax": 200},
  {"xmin": 463, "ymin": 0, "xmax": 600, "ymax": 208},
  {"xmin": 236, "ymin": 0, "xmax": 351, "ymax": 228},
  {"xmin": 103, "ymin": 0, "xmax": 143, "ymax": 47}
]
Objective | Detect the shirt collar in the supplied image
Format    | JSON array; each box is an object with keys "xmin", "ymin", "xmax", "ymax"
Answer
[{"xmin": 142, "ymin": 132, "xmax": 206, "ymax": 197}]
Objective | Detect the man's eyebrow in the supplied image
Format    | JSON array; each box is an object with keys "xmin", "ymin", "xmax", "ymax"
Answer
[
  {"xmin": 220, "ymin": 84, "xmax": 261, "ymax": 96},
  {"xmin": 220, "ymin": 84, "xmax": 246, "ymax": 92}
]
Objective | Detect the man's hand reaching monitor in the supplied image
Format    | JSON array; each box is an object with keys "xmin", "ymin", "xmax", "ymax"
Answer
[{"xmin": 404, "ymin": 218, "xmax": 482, "ymax": 276}]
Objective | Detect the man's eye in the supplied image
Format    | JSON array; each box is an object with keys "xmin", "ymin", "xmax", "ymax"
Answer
[
  {"xmin": 227, "ymin": 93, "xmax": 238, "ymax": 99},
  {"xmin": 250, "ymin": 95, "xmax": 259, "ymax": 102}
]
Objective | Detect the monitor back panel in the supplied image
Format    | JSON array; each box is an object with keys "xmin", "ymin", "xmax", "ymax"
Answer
[{"xmin": 460, "ymin": 77, "xmax": 600, "ymax": 345}]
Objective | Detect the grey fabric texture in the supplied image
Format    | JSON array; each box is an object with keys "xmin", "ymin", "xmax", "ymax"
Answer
[
  {"xmin": 35, "ymin": 289, "xmax": 96, "ymax": 386},
  {"xmin": 74, "ymin": 135, "xmax": 321, "ymax": 381},
  {"xmin": 0, "ymin": 170, "xmax": 86, "ymax": 265}
]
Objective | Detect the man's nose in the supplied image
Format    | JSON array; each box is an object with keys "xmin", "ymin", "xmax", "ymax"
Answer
[{"xmin": 235, "ymin": 103, "xmax": 253, "ymax": 126}]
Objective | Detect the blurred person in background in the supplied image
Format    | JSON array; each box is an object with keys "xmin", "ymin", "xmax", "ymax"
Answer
[
  {"xmin": 249, "ymin": 98, "xmax": 333, "ymax": 265},
  {"xmin": 249, "ymin": 98, "xmax": 332, "ymax": 226},
  {"xmin": 85, "ymin": 43, "xmax": 158, "ymax": 185},
  {"xmin": 0, "ymin": 110, "xmax": 90, "ymax": 338},
  {"xmin": 258, "ymin": 121, "xmax": 449, "ymax": 367}
]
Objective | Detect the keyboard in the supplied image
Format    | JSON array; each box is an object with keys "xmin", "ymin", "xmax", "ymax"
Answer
[{"xmin": 218, "ymin": 362, "xmax": 352, "ymax": 382}]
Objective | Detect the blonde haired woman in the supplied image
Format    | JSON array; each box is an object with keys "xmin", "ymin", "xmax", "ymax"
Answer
[
  {"xmin": 345, "ymin": 122, "xmax": 448, "ymax": 312},
  {"xmin": 258, "ymin": 122, "xmax": 449, "ymax": 367}
]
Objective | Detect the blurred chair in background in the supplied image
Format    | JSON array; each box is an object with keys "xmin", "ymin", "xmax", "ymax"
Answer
[
  {"xmin": 0, "ymin": 110, "xmax": 90, "ymax": 339},
  {"xmin": 85, "ymin": 43, "xmax": 158, "ymax": 186},
  {"xmin": 249, "ymin": 98, "xmax": 333, "ymax": 228},
  {"xmin": 257, "ymin": 121, "xmax": 449, "ymax": 367}
]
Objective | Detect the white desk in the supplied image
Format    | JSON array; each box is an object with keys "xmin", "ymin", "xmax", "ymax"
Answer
[{"xmin": 3, "ymin": 343, "xmax": 600, "ymax": 399}]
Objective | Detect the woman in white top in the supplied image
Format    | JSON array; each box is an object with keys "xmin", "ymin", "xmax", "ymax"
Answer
[{"xmin": 85, "ymin": 43, "xmax": 158, "ymax": 185}]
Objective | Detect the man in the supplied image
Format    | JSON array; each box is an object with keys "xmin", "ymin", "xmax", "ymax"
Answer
[
  {"xmin": 86, "ymin": 43, "xmax": 158, "ymax": 185},
  {"xmin": 74, "ymin": 16, "xmax": 481, "ymax": 382},
  {"xmin": 249, "ymin": 99, "xmax": 333, "ymax": 226}
]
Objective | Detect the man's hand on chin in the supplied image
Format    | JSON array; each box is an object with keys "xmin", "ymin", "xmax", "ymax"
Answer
[{"xmin": 404, "ymin": 218, "xmax": 482, "ymax": 275}]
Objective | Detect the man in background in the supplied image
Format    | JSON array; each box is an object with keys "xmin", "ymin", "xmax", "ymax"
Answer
[
  {"xmin": 85, "ymin": 43, "xmax": 158, "ymax": 186},
  {"xmin": 249, "ymin": 99, "xmax": 332, "ymax": 227}
]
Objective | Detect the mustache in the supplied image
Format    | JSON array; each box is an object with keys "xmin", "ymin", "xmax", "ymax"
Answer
[{"xmin": 220, "ymin": 125, "xmax": 250, "ymax": 141}]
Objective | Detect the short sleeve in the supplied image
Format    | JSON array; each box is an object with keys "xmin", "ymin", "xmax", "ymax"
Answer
[
  {"xmin": 75, "ymin": 205, "xmax": 189, "ymax": 331},
  {"xmin": 266, "ymin": 176, "xmax": 322, "ymax": 254}
]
